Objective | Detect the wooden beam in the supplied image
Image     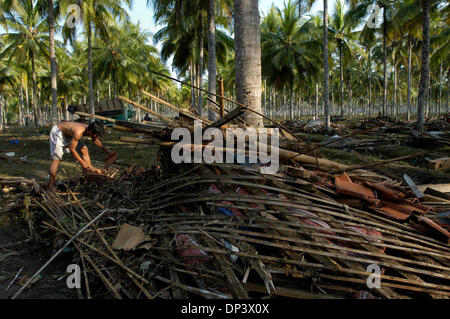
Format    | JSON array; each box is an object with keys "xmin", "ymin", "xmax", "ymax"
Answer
[
  {"xmin": 329, "ymin": 152, "xmax": 426, "ymax": 174},
  {"xmin": 118, "ymin": 96, "xmax": 178, "ymax": 126},
  {"xmin": 120, "ymin": 136, "xmax": 174, "ymax": 147},
  {"xmin": 218, "ymin": 78, "xmax": 225, "ymax": 117},
  {"xmin": 417, "ymin": 184, "xmax": 450, "ymax": 194},
  {"xmin": 140, "ymin": 90, "xmax": 210, "ymax": 123},
  {"xmin": 428, "ymin": 157, "xmax": 450, "ymax": 171},
  {"xmin": 75, "ymin": 111, "xmax": 116, "ymax": 123},
  {"xmin": 206, "ymin": 107, "xmax": 246, "ymax": 128}
]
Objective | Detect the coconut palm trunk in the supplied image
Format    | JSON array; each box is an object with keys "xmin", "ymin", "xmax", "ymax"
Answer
[
  {"xmin": 393, "ymin": 65, "xmax": 397, "ymax": 116},
  {"xmin": 234, "ymin": 0, "xmax": 263, "ymax": 127},
  {"xmin": 447, "ymin": 70, "xmax": 449, "ymax": 113},
  {"xmin": 25, "ymin": 84, "xmax": 29, "ymax": 120},
  {"xmin": 382, "ymin": 6, "xmax": 387, "ymax": 117},
  {"xmin": 19, "ymin": 87, "xmax": 24, "ymax": 126},
  {"xmin": 439, "ymin": 62, "xmax": 442, "ymax": 114},
  {"xmin": 198, "ymin": 13, "xmax": 204, "ymax": 117},
  {"xmin": 87, "ymin": 22, "xmax": 95, "ymax": 120},
  {"xmin": 417, "ymin": 0, "xmax": 430, "ymax": 133},
  {"xmin": 322, "ymin": 0, "xmax": 331, "ymax": 124},
  {"xmin": 207, "ymin": 0, "xmax": 217, "ymax": 121},
  {"xmin": 31, "ymin": 51, "xmax": 38, "ymax": 126},
  {"xmin": 290, "ymin": 82, "xmax": 294, "ymax": 120},
  {"xmin": 339, "ymin": 41, "xmax": 344, "ymax": 117},
  {"xmin": 368, "ymin": 47, "xmax": 372, "ymax": 118},
  {"xmin": 315, "ymin": 82, "xmax": 319, "ymax": 118},
  {"xmin": 191, "ymin": 60, "xmax": 196, "ymax": 108},
  {"xmin": 49, "ymin": 0, "xmax": 58, "ymax": 125},
  {"xmin": 0, "ymin": 96, "xmax": 3, "ymax": 131},
  {"xmin": 407, "ymin": 34, "xmax": 412, "ymax": 121}
]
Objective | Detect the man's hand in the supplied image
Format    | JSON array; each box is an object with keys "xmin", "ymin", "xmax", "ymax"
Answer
[{"xmin": 83, "ymin": 166, "xmax": 102, "ymax": 175}]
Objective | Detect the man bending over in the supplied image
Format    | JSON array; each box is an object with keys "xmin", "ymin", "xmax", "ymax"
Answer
[{"xmin": 48, "ymin": 120, "xmax": 115, "ymax": 191}]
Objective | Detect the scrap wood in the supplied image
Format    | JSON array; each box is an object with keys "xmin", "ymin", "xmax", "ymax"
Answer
[
  {"xmin": 115, "ymin": 119, "xmax": 170, "ymax": 131},
  {"xmin": 118, "ymin": 95, "xmax": 178, "ymax": 126},
  {"xmin": 423, "ymin": 187, "xmax": 450, "ymax": 200},
  {"xmin": 75, "ymin": 111, "xmax": 116, "ymax": 123},
  {"xmin": 428, "ymin": 157, "xmax": 450, "ymax": 171},
  {"xmin": 203, "ymin": 236, "xmax": 249, "ymax": 299},
  {"xmin": 120, "ymin": 136, "xmax": 172, "ymax": 146},
  {"xmin": 206, "ymin": 107, "xmax": 246, "ymax": 128},
  {"xmin": 11, "ymin": 206, "xmax": 111, "ymax": 299},
  {"xmin": 140, "ymin": 89, "xmax": 210, "ymax": 124},
  {"xmin": 4, "ymin": 111, "xmax": 450, "ymax": 300},
  {"xmin": 329, "ymin": 152, "xmax": 427, "ymax": 174},
  {"xmin": 417, "ymin": 184, "xmax": 450, "ymax": 194}
]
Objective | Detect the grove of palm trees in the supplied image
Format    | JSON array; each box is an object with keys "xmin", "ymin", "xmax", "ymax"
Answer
[
  {"xmin": 0, "ymin": 0, "xmax": 447, "ymax": 132},
  {"xmin": 0, "ymin": 0, "xmax": 450, "ymax": 302}
]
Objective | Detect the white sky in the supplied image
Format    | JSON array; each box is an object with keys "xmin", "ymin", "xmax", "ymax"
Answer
[
  {"xmin": 127, "ymin": 0, "xmax": 326, "ymax": 74},
  {"xmin": 128, "ymin": 0, "xmax": 325, "ymax": 37}
]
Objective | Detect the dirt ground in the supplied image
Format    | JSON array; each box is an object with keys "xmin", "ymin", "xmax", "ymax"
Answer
[{"xmin": 0, "ymin": 224, "xmax": 76, "ymax": 299}]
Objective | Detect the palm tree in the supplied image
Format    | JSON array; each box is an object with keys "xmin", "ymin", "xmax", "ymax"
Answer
[
  {"xmin": 0, "ymin": 56, "xmax": 14, "ymax": 130},
  {"xmin": 153, "ymin": 1, "xmax": 233, "ymax": 115},
  {"xmin": 61, "ymin": 0, "xmax": 130, "ymax": 119},
  {"xmin": 330, "ymin": 0, "xmax": 362, "ymax": 117},
  {"xmin": 261, "ymin": 1, "xmax": 320, "ymax": 121},
  {"xmin": 234, "ymin": 0, "xmax": 263, "ymax": 126},
  {"xmin": 1, "ymin": 0, "xmax": 49, "ymax": 125},
  {"xmin": 48, "ymin": 0, "xmax": 57, "ymax": 125},
  {"xmin": 36, "ymin": 0, "xmax": 59, "ymax": 125},
  {"xmin": 207, "ymin": 0, "xmax": 217, "ymax": 121},
  {"xmin": 323, "ymin": 0, "xmax": 330, "ymax": 131},
  {"xmin": 393, "ymin": 0, "xmax": 422, "ymax": 121},
  {"xmin": 346, "ymin": 0, "xmax": 396, "ymax": 117},
  {"xmin": 417, "ymin": 0, "xmax": 431, "ymax": 132},
  {"xmin": 305, "ymin": 0, "xmax": 332, "ymax": 130}
]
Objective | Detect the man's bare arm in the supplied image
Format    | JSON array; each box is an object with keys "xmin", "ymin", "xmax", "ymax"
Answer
[
  {"xmin": 69, "ymin": 137, "xmax": 89, "ymax": 169},
  {"xmin": 92, "ymin": 137, "xmax": 111, "ymax": 154}
]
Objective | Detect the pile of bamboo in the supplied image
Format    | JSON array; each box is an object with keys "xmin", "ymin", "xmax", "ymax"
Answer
[
  {"xmin": 4, "ymin": 92, "xmax": 450, "ymax": 299},
  {"xmin": 7, "ymin": 156, "xmax": 449, "ymax": 299}
]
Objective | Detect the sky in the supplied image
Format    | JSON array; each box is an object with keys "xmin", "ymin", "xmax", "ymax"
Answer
[
  {"xmin": 128, "ymin": 0, "xmax": 324, "ymax": 38},
  {"xmin": 127, "ymin": 0, "xmax": 325, "ymax": 73}
]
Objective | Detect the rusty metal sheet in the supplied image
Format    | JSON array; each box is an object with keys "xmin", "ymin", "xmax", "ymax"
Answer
[
  {"xmin": 365, "ymin": 181, "xmax": 405, "ymax": 201},
  {"xmin": 369, "ymin": 205, "xmax": 411, "ymax": 221},
  {"xmin": 334, "ymin": 173, "xmax": 380, "ymax": 206},
  {"xmin": 382, "ymin": 200, "xmax": 429, "ymax": 215}
]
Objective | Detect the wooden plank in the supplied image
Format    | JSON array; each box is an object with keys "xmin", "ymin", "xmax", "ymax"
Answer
[
  {"xmin": 428, "ymin": 157, "xmax": 450, "ymax": 171},
  {"xmin": 204, "ymin": 237, "xmax": 249, "ymax": 299},
  {"xmin": 244, "ymin": 282, "xmax": 339, "ymax": 299},
  {"xmin": 75, "ymin": 111, "xmax": 116, "ymax": 123},
  {"xmin": 218, "ymin": 78, "xmax": 225, "ymax": 117},
  {"xmin": 140, "ymin": 90, "xmax": 210, "ymax": 123},
  {"xmin": 120, "ymin": 136, "xmax": 174, "ymax": 147},
  {"xmin": 417, "ymin": 184, "xmax": 450, "ymax": 194},
  {"xmin": 113, "ymin": 125, "xmax": 137, "ymax": 133},
  {"xmin": 206, "ymin": 107, "xmax": 246, "ymax": 128},
  {"xmin": 115, "ymin": 120, "xmax": 169, "ymax": 131},
  {"xmin": 424, "ymin": 187, "xmax": 450, "ymax": 200},
  {"xmin": 329, "ymin": 152, "xmax": 426, "ymax": 174},
  {"xmin": 118, "ymin": 96, "xmax": 178, "ymax": 125}
]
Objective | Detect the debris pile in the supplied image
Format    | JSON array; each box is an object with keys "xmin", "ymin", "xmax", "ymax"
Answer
[{"xmin": 1, "ymin": 95, "xmax": 450, "ymax": 299}]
